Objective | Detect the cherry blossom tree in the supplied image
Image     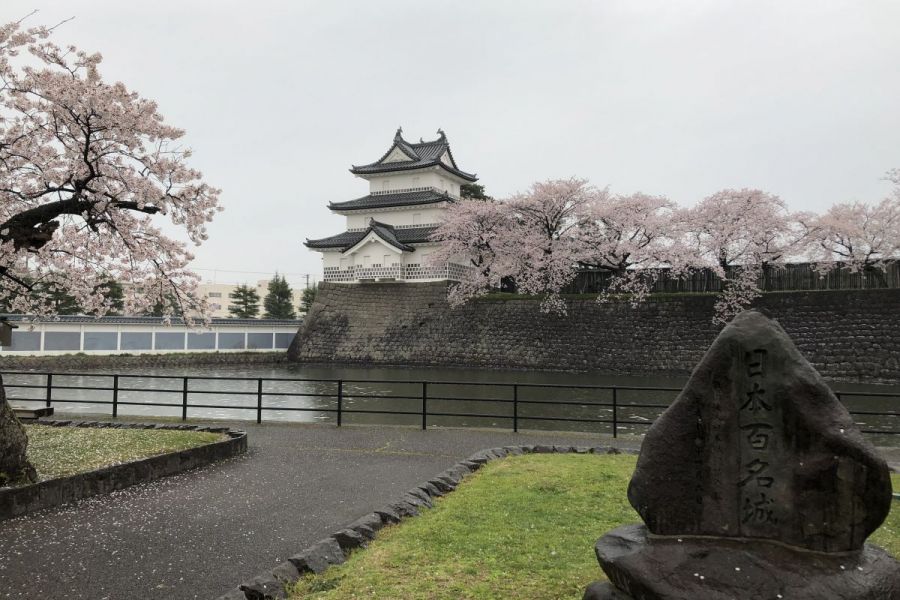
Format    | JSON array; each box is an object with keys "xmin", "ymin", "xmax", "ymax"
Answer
[
  {"xmin": 433, "ymin": 178, "xmax": 599, "ymax": 313},
  {"xmin": 578, "ymin": 192, "xmax": 689, "ymax": 304},
  {"xmin": 429, "ymin": 198, "xmax": 510, "ymax": 306},
  {"xmin": 683, "ymin": 189, "xmax": 805, "ymax": 323},
  {"xmin": 804, "ymin": 174, "xmax": 900, "ymax": 284},
  {"xmin": 0, "ymin": 17, "xmax": 221, "ymax": 484},
  {"xmin": 503, "ymin": 178, "xmax": 599, "ymax": 313}
]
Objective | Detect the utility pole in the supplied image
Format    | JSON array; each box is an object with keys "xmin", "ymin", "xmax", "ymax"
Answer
[{"xmin": 304, "ymin": 273, "xmax": 310, "ymax": 289}]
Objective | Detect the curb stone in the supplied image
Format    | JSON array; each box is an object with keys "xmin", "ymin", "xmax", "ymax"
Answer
[
  {"xmin": 217, "ymin": 444, "xmax": 639, "ymax": 599},
  {"xmin": 0, "ymin": 419, "xmax": 247, "ymax": 521}
]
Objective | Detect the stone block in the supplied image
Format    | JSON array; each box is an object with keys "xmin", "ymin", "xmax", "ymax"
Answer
[
  {"xmin": 332, "ymin": 528, "xmax": 366, "ymax": 554},
  {"xmin": 288, "ymin": 537, "xmax": 345, "ymax": 574},
  {"xmin": 239, "ymin": 572, "xmax": 285, "ymax": 600},
  {"xmin": 374, "ymin": 505, "xmax": 402, "ymax": 524}
]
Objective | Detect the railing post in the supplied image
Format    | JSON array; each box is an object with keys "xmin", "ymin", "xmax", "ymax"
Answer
[
  {"xmin": 256, "ymin": 378, "xmax": 263, "ymax": 424},
  {"xmin": 421, "ymin": 381, "xmax": 428, "ymax": 430},
  {"xmin": 513, "ymin": 384, "xmax": 518, "ymax": 433},
  {"xmin": 337, "ymin": 380, "xmax": 343, "ymax": 427},
  {"xmin": 612, "ymin": 388, "xmax": 618, "ymax": 438},
  {"xmin": 112, "ymin": 375, "xmax": 119, "ymax": 418},
  {"xmin": 182, "ymin": 377, "xmax": 189, "ymax": 421},
  {"xmin": 45, "ymin": 373, "xmax": 52, "ymax": 408}
]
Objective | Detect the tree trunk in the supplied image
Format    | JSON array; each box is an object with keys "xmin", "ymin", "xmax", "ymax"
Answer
[{"xmin": 0, "ymin": 374, "xmax": 36, "ymax": 485}]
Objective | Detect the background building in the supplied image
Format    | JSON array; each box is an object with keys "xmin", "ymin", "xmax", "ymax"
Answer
[
  {"xmin": 306, "ymin": 128, "xmax": 475, "ymax": 283},
  {"xmin": 198, "ymin": 280, "xmax": 307, "ymax": 318}
]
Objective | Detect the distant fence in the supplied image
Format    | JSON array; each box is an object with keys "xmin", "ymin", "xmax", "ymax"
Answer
[
  {"xmin": 3, "ymin": 371, "xmax": 898, "ymax": 441},
  {"xmin": 563, "ymin": 261, "xmax": 900, "ymax": 295}
]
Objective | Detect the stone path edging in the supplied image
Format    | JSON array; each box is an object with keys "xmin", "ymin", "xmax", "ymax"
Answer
[
  {"xmin": 0, "ymin": 419, "xmax": 247, "ymax": 521},
  {"xmin": 218, "ymin": 443, "xmax": 638, "ymax": 600}
]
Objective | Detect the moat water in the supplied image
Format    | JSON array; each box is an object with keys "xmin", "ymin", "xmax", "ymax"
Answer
[{"xmin": 4, "ymin": 363, "xmax": 899, "ymax": 445}]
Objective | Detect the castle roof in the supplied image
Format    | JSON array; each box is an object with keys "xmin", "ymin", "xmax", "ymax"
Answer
[
  {"xmin": 304, "ymin": 222, "xmax": 437, "ymax": 252},
  {"xmin": 329, "ymin": 189, "xmax": 453, "ymax": 212},
  {"xmin": 349, "ymin": 128, "xmax": 478, "ymax": 182}
]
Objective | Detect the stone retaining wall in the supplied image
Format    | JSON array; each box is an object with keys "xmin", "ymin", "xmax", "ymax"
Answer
[
  {"xmin": 0, "ymin": 421, "xmax": 247, "ymax": 520},
  {"xmin": 0, "ymin": 351, "xmax": 286, "ymax": 372},
  {"xmin": 288, "ymin": 283, "xmax": 900, "ymax": 383}
]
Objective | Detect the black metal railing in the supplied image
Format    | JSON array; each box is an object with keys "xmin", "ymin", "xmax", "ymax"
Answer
[{"xmin": 1, "ymin": 371, "xmax": 898, "ymax": 438}]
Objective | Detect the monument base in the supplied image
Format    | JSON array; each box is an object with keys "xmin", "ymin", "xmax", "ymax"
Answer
[
  {"xmin": 583, "ymin": 581, "xmax": 635, "ymax": 599},
  {"xmin": 584, "ymin": 524, "xmax": 900, "ymax": 600}
]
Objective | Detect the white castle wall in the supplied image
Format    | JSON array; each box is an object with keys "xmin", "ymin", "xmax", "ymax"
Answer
[
  {"xmin": 345, "ymin": 206, "xmax": 447, "ymax": 230},
  {"xmin": 362, "ymin": 170, "xmax": 461, "ymax": 197}
]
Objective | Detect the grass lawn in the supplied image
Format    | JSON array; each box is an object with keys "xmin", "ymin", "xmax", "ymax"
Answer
[
  {"xmin": 23, "ymin": 424, "xmax": 225, "ymax": 481},
  {"xmin": 289, "ymin": 455, "xmax": 900, "ymax": 600}
]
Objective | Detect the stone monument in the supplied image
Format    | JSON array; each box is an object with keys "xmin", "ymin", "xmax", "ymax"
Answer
[{"xmin": 584, "ymin": 310, "xmax": 899, "ymax": 599}]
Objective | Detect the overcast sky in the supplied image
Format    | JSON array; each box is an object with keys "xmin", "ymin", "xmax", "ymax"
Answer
[{"xmin": 5, "ymin": 1, "xmax": 899, "ymax": 287}]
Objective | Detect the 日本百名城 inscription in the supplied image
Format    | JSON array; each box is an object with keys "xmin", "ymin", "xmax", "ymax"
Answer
[{"xmin": 585, "ymin": 310, "xmax": 899, "ymax": 600}]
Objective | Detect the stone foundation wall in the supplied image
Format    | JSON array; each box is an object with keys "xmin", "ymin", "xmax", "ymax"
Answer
[{"xmin": 288, "ymin": 282, "xmax": 900, "ymax": 382}]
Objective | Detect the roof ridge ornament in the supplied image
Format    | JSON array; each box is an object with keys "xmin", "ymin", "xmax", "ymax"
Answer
[{"xmin": 348, "ymin": 127, "xmax": 477, "ymax": 181}]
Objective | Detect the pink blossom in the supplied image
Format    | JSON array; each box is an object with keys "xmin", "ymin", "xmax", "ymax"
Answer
[
  {"xmin": 803, "ymin": 186, "xmax": 900, "ymax": 277},
  {"xmin": 682, "ymin": 188, "xmax": 808, "ymax": 322},
  {"xmin": 0, "ymin": 18, "xmax": 221, "ymax": 322},
  {"xmin": 429, "ymin": 199, "xmax": 511, "ymax": 306}
]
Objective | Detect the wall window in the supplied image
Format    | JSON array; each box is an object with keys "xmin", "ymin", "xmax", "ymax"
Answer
[
  {"xmin": 84, "ymin": 332, "xmax": 118, "ymax": 351},
  {"xmin": 155, "ymin": 332, "xmax": 185, "ymax": 350},
  {"xmin": 187, "ymin": 332, "xmax": 216, "ymax": 350},
  {"xmin": 8, "ymin": 331, "xmax": 40, "ymax": 352},
  {"xmin": 247, "ymin": 332, "xmax": 273, "ymax": 350},
  {"xmin": 210, "ymin": 303, "xmax": 222, "ymax": 311},
  {"xmin": 274, "ymin": 333, "xmax": 293, "ymax": 349},
  {"xmin": 413, "ymin": 213, "xmax": 421, "ymax": 225},
  {"xmin": 121, "ymin": 332, "xmax": 152, "ymax": 350},
  {"xmin": 412, "ymin": 176, "xmax": 420, "ymax": 187},
  {"xmin": 381, "ymin": 179, "xmax": 390, "ymax": 190},
  {"xmin": 208, "ymin": 292, "xmax": 222, "ymax": 298},
  {"xmin": 218, "ymin": 332, "xmax": 245, "ymax": 350},
  {"xmin": 44, "ymin": 332, "xmax": 81, "ymax": 351}
]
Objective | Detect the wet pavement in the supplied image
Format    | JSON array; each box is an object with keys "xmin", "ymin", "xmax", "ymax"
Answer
[{"xmin": 0, "ymin": 421, "xmax": 642, "ymax": 600}]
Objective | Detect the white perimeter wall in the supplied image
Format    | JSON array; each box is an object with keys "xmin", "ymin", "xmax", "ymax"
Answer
[{"xmin": 0, "ymin": 321, "xmax": 301, "ymax": 356}]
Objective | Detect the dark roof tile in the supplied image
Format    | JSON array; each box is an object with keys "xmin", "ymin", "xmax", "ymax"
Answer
[
  {"xmin": 329, "ymin": 189, "xmax": 453, "ymax": 211},
  {"xmin": 350, "ymin": 129, "xmax": 477, "ymax": 182},
  {"xmin": 305, "ymin": 223, "xmax": 437, "ymax": 250}
]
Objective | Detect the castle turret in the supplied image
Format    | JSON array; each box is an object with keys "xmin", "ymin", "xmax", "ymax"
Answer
[{"xmin": 305, "ymin": 128, "xmax": 476, "ymax": 283}]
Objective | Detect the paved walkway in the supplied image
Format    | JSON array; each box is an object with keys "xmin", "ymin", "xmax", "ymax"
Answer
[{"xmin": 0, "ymin": 422, "xmax": 642, "ymax": 600}]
